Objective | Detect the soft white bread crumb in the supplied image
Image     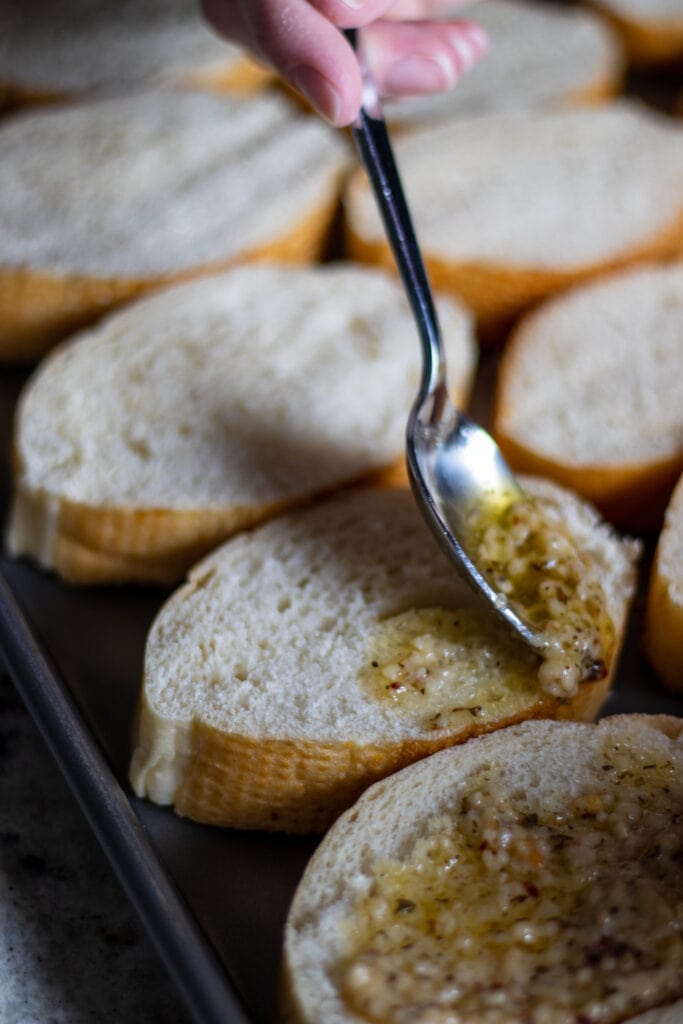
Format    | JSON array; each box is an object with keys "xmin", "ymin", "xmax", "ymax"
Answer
[
  {"xmin": 0, "ymin": 89, "xmax": 350, "ymax": 360},
  {"xmin": 588, "ymin": 0, "xmax": 683, "ymax": 67},
  {"xmin": 281, "ymin": 714, "xmax": 683, "ymax": 1024},
  {"xmin": 0, "ymin": 0, "xmax": 269, "ymax": 103},
  {"xmin": 6, "ymin": 263, "xmax": 475, "ymax": 584},
  {"xmin": 492, "ymin": 261, "xmax": 683, "ymax": 530},
  {"xmin": 384, "ymin": 0, "xmax": 624, "ymax": 129},
  {"xmin": 129, "ymin": 479, "xmax": 639, "ymax": 832},
  {"xmin": 644, "ymin": 472, "xmax": 683, "ymax": 692},
  {"xmin": 0, "ymin": 91, "xmax": 347, "ymax": 279},
  {"xmin": 343, "ymin": 103, "xmax": 683, "ymax": 337}
]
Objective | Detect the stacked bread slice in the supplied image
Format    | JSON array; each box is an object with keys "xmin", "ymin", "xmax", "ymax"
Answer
[
  {"xmin": 6, "ymin": 263, "xmax": 475, "ymax": 584},
  {"xmin": 492, "ymin": 262, "xmax": 683, "ymax": 530},
  {"xmin": 129, "ymin": 480, "xmax": 639, "ymax": 833},
  {"xmin": 384, "ymin": 0, "xmax": 624, "ymax": 130},
  {"xmin": 0, "ymin": 0, "xmax": 269, "ymax": 108},
  {"xmin": 281, "ymin": 714, "xmax": 683, "ymax": 1023},
  {"xmin": 0, "ymin": 90, "xmax": 349, "ymax": 361},
  {"xmin": 343, "ymin": 103, "xmax": 683, "ymax": 340}
]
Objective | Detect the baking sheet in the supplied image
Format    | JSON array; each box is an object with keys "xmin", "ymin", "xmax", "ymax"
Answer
[{"xmin": 1, "ymin": 350, "xmax": 682, "ymax": 1023}]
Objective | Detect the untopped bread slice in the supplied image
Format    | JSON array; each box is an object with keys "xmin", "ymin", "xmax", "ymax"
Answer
[
  {"xmin": 588, "ymin": 0, "xmax": 683, "ymax": 67},
  {"xmin": 129, "ymin": 480, "xmax": 639, "ymax": 833},
  {"xmin": 0, "ymin": 90, "xmax": 348, "ymax": 362},
  {"xmin": 644, "ymin": 472, "xmax": 683, "ymax": 692},
  {"xmin": 343, "ymin": 103, "xmax": 683, "ymax": 341},
  {"xmin": 6, "ymin": 263, "xmax": 475, "ymax": 585},
  {"xmin": 281, "ymin": 714, "xmax": 683, "ymax": 1024},
  {"xmin": 0, "ymin": 0, "xmax": 270, "ymax": 109},
  {"xmin": 492, "ymin": 262, "xmax": 683, "ymax": 531},
  {"xmin": 383, "ymin": 0, "xmax": 624, "ymax": 131}
]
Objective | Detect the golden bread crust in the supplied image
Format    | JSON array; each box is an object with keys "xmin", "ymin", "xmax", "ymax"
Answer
[
  {"xmin": 0, "ymin": 193, "xmax": 340, "ymax": 363},
  {"xmin": 11, "ymin": 460, "xmax": 407, "ymax": 586},
  {"xmin": 587, "ymin": 5, "xmax": 683, "ymax": 67},
  {"xmin": 345, "ymin": 193, "xmax": 683, "ymax": 345},
  {"xmin": 160, "ymin": 675, "xmax": 614, "ymax": 833},
  {"xmin": 644, "ymin": 565, "xmax": 683, "ymax": 693},
  {"xmin": 490, "ymin": 430, "xmax": 683, "ymax": 533}
]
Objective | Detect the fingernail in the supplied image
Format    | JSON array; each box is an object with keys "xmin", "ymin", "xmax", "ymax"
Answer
[
  {"xmin": 291, "ymin": 65, "xmax": 342, "ymax": 124},
  {"xmin": 463, "ymin": 24, "xmax": 489, "ymax": 55},
  {"xmin": 451, "ymin": 36, "xmax": 476, "ymax": 72},
  {"xmin": 447, "ymin": 25, "xmax": 488, "ymax": 72},
  {"xmin": 384, "ymin": 54, "xmax": 456, "ymax": 96}
]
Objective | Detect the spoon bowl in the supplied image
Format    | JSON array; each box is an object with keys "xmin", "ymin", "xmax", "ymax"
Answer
[{"xmin": 407, "ymin": 389, "xmax": 537, "ymax": 648}]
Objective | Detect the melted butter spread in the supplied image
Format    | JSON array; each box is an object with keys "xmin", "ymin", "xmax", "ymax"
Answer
[
  {"xmin": 468, "ymin": 493, "xmax": 615, "ymax": 697},
  {"xmin": 359, "ymin": 607, "xmax": 538, "ymax": 730},
  {"xmin": 341, "ymin": 747, "xmax": 683, "ymax": 1024}
]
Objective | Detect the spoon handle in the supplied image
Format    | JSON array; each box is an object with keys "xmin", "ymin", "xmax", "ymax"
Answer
[{"xmin": 344, "ymin": 27, "xmax": 444, "ymax": 396}]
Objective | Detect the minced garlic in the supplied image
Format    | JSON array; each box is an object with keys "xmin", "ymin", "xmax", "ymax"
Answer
[
  {"xmin": 468, "ymin": 493, "xmax": 615, "ymax": 698},
  {"xmin": 359, "ymin": 607, "xmax": 539, "ymax": 730},
  {"xmin": 341, "ymin": 748, "xmax": 683, "ymax": 1024}
]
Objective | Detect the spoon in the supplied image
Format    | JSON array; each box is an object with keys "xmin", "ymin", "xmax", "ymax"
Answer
[{"xmin": 343, "ymin": 28, "xmax": 539, "ymax": 652}]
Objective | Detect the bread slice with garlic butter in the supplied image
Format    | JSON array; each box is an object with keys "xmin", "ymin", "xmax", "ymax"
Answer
[
  {"xmin": 343, "ymin": 103, "xmax": 683, "ymax": 341},
  {"xmin": 6, "ymin": 263, "xmax": 475, "ymax": 585},
  {"xmin": 644, "ymin": 471, "xmax": 683, "ymax": 693},
  {"xmin": 281, "ymin": 714, "xmax": 683, "ymax": 1024},
  {"xmin": 0, "ymin": 90, "xmax": 348, "ymax": 362},
  {"xmin": 129, "ymin": 479, "xmax": 639, "ymax": 833},
  {"xmin": 492, "ymin": 262, "xmax": 683, "ymax": 531},
  {"xmin": 0, "ymin": 0, "xmax": 270, "ymax": 109}
]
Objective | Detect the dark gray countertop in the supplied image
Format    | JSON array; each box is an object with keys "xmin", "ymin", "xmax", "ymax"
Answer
[{"xmin": 0, "ymin": 670, "xmax": 190, "ymax": 1024}]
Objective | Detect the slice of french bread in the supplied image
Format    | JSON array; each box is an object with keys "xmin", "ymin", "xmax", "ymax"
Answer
[
  {"xmin": 644, "ymin": 472, "xmax": 683, "ymax": 692},
  {"xmin": 383, "ymin": 0, "xmax": 624, "ymax": 130},
  {"xmin": 588, "ymin": 0, "xmax": 683, "ymax": 67},
  {"xmin": 0, "ymin": 90, "xmax": 348, "ymax": 361},
  {"xmin": 492, "ymin": 261, "xmax": 683, "ymax": 531},
  {"xmin": 281, "ymin": 714, "xmax": 683, "ymax": 1024},
  {"xmin": 343, "ymin": 103, "xmax": 683, "ymax": 341},
  {"xmin": 0, "ymin": 0, "xmax": 270, "ymax": 108},
  {"xmin": 6, "ymin": 263, "xmax": 475, "ymax": 585},
  {"xmin": 129, "ymin": 479, "xmax": 639, "ymax": 833}
]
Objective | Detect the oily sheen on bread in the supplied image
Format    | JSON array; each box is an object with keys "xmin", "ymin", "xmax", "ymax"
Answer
[
  {"xmin": 343, "ymin": 103, "xmax": 683, "ymax": 341},
  {"xmin": 0, "ymin": 0, "xmax": 270, "ymax": 108},
  {"xmin": 644, "ymin": 472, "xmax": 683, "ymax": 693},
  {"xmin": 6, "ymin": 263, "xmax": 475, "ymax": 585},
  {"xmin": 281, "ymin": 714, "xmax": 683, "ymax": 1024},
  {"xmin": 383, "ymin": 0, "xmax": 624, "ymax": 130},
  {"xmin": 129, "ymin": 480, "xmax": 639, "ymax": 833},
  {"xmin": 492, "ymin": 262, "xmax": 683, "ymax": 531},
  {"xmin": 588, "ymin": 0, "xmax": 683, "ymax": 67},
  {"xmin": 0, "ymin": 90, "xmax": 348, "ymax": 361}
]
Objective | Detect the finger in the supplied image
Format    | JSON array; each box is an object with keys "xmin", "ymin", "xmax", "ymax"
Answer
[
  {"xmin": 383, "ymin": 0, "xmax": 480, "ymax": 18},
  {"xmin": 202, "ymin": 0, "xmax": 363, "ymax": 125},
  {"xmin": 363, "ymin": 19, "xmax": 487, "ymax": 98},
  {"xmin": 302, "ymin": 0, "xmax": 476, "ymax": 28},
  {"xmin": 306, "ymin": 0, "xmax": 396, "ymax": 28}
]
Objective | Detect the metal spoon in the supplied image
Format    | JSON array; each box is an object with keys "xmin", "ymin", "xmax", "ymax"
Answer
[{"xmin": 344, "ymin": 28, "xmax": 539, "ymax": 651}]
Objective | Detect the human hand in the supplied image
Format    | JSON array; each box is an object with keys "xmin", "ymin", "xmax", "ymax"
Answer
[{"xmin": 201, "ymin": 0, "xmax": 488, "ymax": 127}]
